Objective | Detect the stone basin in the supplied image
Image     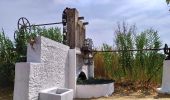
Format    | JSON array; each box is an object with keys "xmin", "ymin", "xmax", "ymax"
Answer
[
  {"xmin": 39, "ymin": 87, "xmax": 73, "ymax": 100},
  {"xmin": 76, "ymin": 79, "xmax": 114, "ymax": 98}
]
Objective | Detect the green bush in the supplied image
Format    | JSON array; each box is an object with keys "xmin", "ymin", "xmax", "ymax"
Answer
[{"xmin": 0, "ymin": 30, "xmax": 15, "ymax": 87}]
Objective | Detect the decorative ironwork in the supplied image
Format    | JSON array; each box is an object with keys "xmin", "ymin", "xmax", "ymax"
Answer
[
  {"xmin": 17, "ymin": 18, "xmax": 63, "ymax": 32},
  {"xmin": 17, "ymin": 17, "xmax": 31, "ymax": 33},
  {"xmin": 14, "ymin": 8, "xmax": 72, "ymax": 44},
  {"xmin": 15, "ymin": 9, "xmax": 67, "ymax": 40}
]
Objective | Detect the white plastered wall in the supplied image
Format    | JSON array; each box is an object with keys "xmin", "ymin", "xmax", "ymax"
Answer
[
  {"xmin": 157, "ymin": 60, "xmax": 170, "ymax": 93},
  {"xmin": 68, "ymin": 48, "xmax": 89, "ymax": 97},
  {"xmin": 14, "ymin": 36, "xmax": 70, "ymax": 100},
  {"xmin": 13, "ymin": 36, "xmax": 94, "ymax": 100}
]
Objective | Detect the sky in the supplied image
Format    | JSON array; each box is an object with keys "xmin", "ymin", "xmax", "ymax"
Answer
[{"xmin": 0, "ymin": 0, "xmax": 170, "ymax": 47}]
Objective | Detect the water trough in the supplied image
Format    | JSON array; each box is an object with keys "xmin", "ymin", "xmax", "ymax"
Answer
[{"xmin": 39, "ymin": 87, "xmax": 73, "ymax": 100}]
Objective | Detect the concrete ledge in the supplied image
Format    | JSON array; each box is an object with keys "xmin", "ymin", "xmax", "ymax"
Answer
[
  {"xmin": 76, "ymin": 82, "xmax": 114, "ymax": 98},
  {"xmin": 157, "ymin": 88, "xmax": 170, "ymax": 94}
]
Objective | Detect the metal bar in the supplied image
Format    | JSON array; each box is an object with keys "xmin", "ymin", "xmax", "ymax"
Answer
[
  {"xmin": 83, "ymin": 22, "xmax": 89, "ymax": 25},
  {"xmin": 78, "ymin": 16, "xmax": 84, "ymax": 20},
  {"xmin": 30, "ymin": 22, "xmax": 63, "ymax": 27},
  {"xmin": 92, "ymin": 48, "xmax": 164, "ymax": 52}
]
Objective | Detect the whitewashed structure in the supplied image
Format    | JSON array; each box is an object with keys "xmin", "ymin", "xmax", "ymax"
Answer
[
  {"xmin": 13, "ymin": 36, "xmax": 95, "ymax": 100},
  {"xmin": 157, "ymin": 60, "xmax": 170, "ymax": 94},
  {"xmin": 76, "ymin": 83, "xmax": 114, "ymax": 98},
  {"xmin": 13, "ymin": 8, "xmax": 114, "ymax": 100}
]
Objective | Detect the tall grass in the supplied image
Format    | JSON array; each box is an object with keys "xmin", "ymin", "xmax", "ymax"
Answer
[
  {"xmin": 94, "ymin": 44, "xmax": 118, "ymax": 79},
  {"xmin": 134, "ymin": 29, "xmax": 164, "ymax": 85},
  {"xmin": 115, "ymin": 22, "xmax": 135, "ymax": 79},
  {"xmin": 94, "ymin": 23, "xmax": 164, "ymax": 86}
]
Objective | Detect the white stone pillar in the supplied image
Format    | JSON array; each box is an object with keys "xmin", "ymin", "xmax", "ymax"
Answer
[
  {"xmin": 13, "ymin": 63, "xmax": 30, "ymax": 100},
  {"xmin": 68, "ymin": 49, "xmax": 77, "ymax": 97},
  {"xmin": 157, "ymin": 60, "xmax": 170, "ymax": 93}
]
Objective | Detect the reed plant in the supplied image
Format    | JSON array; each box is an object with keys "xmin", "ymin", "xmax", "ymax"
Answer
[
  {"xmin": 94, "ymin": 22, "xmax": 164, "ymax": 87},
  {"xmin": 0, "ymin": 29, "xmax": 15, "ymax": 87}
]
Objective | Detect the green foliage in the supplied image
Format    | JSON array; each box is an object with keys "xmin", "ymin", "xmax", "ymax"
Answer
[
  {"xmin": 94, "ymin": 22, "xmax": 164, "ymax": 86},
  {"xmin": 14, "ymin": 27, "xmax": 62, "ymax": 61},
  {"xmin": 0, "ymin": 30, "xmax": 15, "ymax": 87},
  {"xmin": 115, "ymin": 22, "xmax": 135, "ymax": 77},
  {"xmin": 102, "ymin": 43, "xmax": 114, "ymax": 78},
  {"xmin": 31, "ymin": 26, "xmax": 62, "ymax": 42},
  {"xmin": 134, "ymin": 29, "xmax": 164, "ymax": 83},
  {"xmin": 14, "ymin": 30, "xmax": 29, "ymax": 62}
]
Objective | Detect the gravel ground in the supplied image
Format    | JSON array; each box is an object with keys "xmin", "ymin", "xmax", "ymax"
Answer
[
  {"xmin": 75, "ymin": 93, "xmax": 170, "ymax": 100},
  {"xmin": 1, "ymin": 87, "xmax": 170, "ymax": 100}
]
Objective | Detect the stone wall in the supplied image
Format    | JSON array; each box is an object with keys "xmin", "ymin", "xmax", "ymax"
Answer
[{"xmin": 14, "ymin": 36, "xmax": 70, "ymax": 100}]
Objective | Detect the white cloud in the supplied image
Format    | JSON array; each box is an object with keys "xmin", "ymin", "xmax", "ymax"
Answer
[
  {"xmin": 53, "ymin": 0, "xmax": 115, "ymax": 7},
  {"xmin": 53, "ymin": 0, "xmax": 79, "ymax": 5}
]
